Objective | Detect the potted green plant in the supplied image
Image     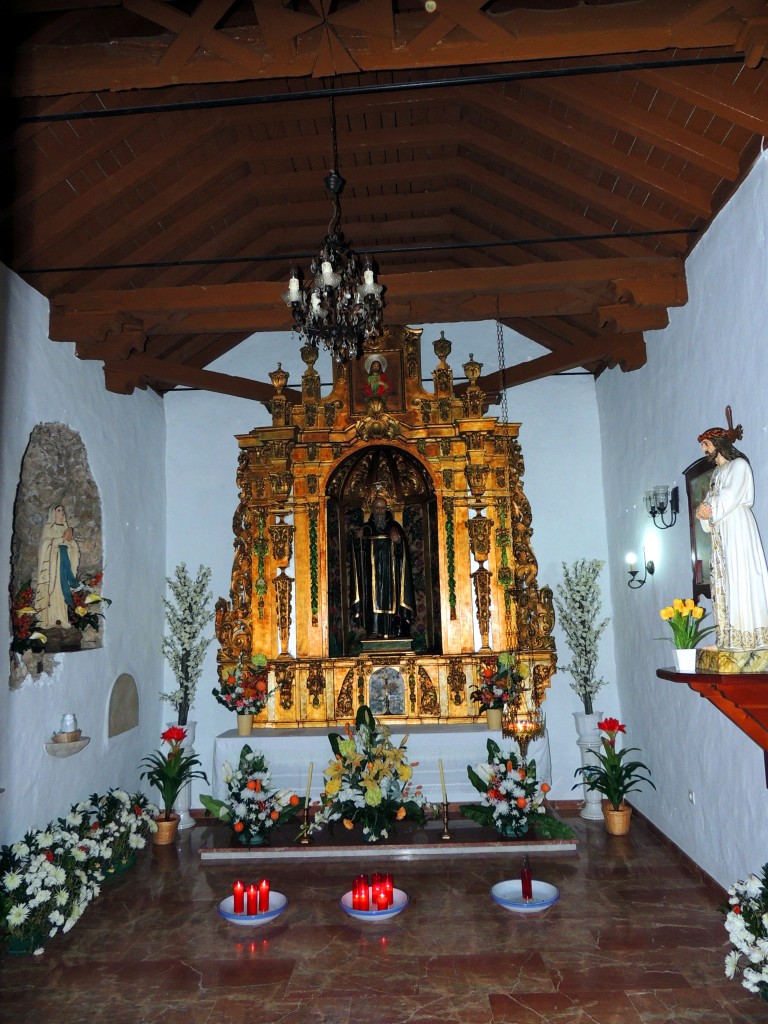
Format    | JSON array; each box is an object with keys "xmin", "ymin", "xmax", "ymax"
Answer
[
  {"xmin": 572, "ymin": 718, "xmax": 655, "ymax": 834},
  {"xmin": 139, "ymin": 727, "xmax": 208, "ymax": 844}
]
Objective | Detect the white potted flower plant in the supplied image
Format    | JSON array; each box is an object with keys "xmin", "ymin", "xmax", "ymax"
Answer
[
  {"xmin": 554, "ymin": 559, "xmax": 610, "ymax": 820},
  {"xmin": 161, "ymin": 563, "xmax": 214, "ymax": 728},
  {"xmin": 160, "ymin": 563, "xmax": 213, "ymax": 828}
]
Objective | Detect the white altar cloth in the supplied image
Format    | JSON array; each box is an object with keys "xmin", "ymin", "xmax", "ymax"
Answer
[{"xmin": 211, "ymin": 725, "xmax": 551, "ymax": 805}]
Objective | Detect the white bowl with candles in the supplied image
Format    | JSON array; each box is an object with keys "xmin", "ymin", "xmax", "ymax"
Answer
[
  {"xmin": 217, "ymin": 892, "xmax": 288, "ymax": 927},
  {"xmin": 490, "ymin": 880, "xmax": 559, "ymax": 914},
  {"xmin": 340, "ymin": 888, "xmax": 409, "ymax": 922}
]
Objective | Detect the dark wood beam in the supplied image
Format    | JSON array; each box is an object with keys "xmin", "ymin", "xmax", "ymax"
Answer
[
  {"xmin": 100, "ymin": 352, "xmax": 303, "ymax": 402},
  {"xmin": 13, "ymin": 0, "xmax": 757, "ymax": 96}
]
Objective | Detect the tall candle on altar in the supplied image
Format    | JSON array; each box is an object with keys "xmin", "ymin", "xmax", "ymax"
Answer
[
  {"xmin": 258, "ymin": 878, "xmax": 270, "ymax": 913},
  {"xmin": 438, "ymin": 759, "xmax": 447, "ymax": 804},
  {"xmin": 305, "ymin": 762, "xmax": 313, "ymax": 806},
  {"xmin": 233, "ymin": 880, "xmax": 245, "ymax": 914}
]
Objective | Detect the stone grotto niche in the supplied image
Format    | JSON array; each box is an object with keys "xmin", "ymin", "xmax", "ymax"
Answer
[{"xmin": 9, "ymin": 423, "xmax": 106, "ymax": 687}]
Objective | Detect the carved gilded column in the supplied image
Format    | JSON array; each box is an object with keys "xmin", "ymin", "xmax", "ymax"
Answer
[{"xmin": 273, "ymin": 571, "xmax": 294, "ymax": 659}]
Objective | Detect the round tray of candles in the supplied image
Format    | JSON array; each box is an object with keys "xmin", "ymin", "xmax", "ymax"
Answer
[
  {"xmin": 339, "ymin": 888, "xmax": 409, "ymax": 922},
  {"xmin": 217, "ymin": 892, "xmax": 287, "ymax": 927},
  {"xmin": 490, "ymin": 880, "xmax": 560, "ymax": 914}
]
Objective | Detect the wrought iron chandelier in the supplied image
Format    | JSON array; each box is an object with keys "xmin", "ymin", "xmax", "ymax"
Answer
[{"xmin": 282, "ymin": 96, "xmax": 384, "ymax": 363}]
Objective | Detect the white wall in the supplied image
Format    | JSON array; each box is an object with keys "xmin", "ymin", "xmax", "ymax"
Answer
[
  {"xmin": 597, "ymin": 151, "xmax": 768, "ymax": 887},
  {"xmin": 164, "ymin": 322, "xmax": 618, "ymax": 807},
  {"xmin": 0, "ymin": 266, "xmax": 166, "ymax": 843}
]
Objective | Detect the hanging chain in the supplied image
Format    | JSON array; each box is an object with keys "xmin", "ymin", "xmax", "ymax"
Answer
[{"xmin": 329, "ymin": 92, "xmax": 339, "ymax": 172}]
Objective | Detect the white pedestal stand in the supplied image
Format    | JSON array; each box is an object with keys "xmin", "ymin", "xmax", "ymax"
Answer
[
  {"xmin": 573, "ymin": 711, "xmax": 604, "ymax": 821},
  {"xmin": 171, "ymin": 720, "xmax": 196, "ymax": 831}
]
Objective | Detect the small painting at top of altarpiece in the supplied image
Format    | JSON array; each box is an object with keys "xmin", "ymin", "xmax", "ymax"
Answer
[{"xmin": 350, "ymin": 350, "xmax": 404, "ymax": 415}]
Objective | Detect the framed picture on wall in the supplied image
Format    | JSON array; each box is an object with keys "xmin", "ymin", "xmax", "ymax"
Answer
[{"xmin": 683, "ymin": 455, "xmax": 715, "ymax": 602}]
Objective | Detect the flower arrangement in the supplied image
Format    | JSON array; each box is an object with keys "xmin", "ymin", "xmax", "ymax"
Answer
[
  {"xmin": 9, "ymin": 582, "xmax": 47, "ymax": 655},
  {"xmin": 139, "ymin": 727, "xmax": 208, "ymax": 821},
  {"xmin": 212, "ymin": 654, "xmax": 270, "ymax": 716},
  {"xmin": 200, "ymin": 746, "xmax": 302, "ymax": 846},
  {"xmin": 161, "ymin": 563, "xmax": 214, "ymax": 726},
  {"xmin": 308, "ymin": 705, "xmax": 428, "ymax": 843},
  {"xmin": 68, "ymin": 570, "xmax": 111, "ymax": 633},
  {"xmin": 469, "ymin": 653, "xmax": 526, "ymax": 712},
  {"xmin": 0, "ymin": 790, "xmax": 154, "ymax": 952},
  {"xmin": 573, "ymin": 717, "xmax": 655, "ymax": 810},
  {"xmin": 86, "ymin": 789, "xmax": 157, "ymax": 869},
  {"xmin": 658, "ymin": 598, "xmax": 715, "ymax": 648},
  {"xmin": 460, "ymin": 738, "xmax": 550, "ymax": 836},
  {"xmin": 724, "ymin": 863, "xmax": 768, "ymax": 1002},
  {"xmin": 553, "ymin": 559, "xmax": 609, "ymax": 715}
]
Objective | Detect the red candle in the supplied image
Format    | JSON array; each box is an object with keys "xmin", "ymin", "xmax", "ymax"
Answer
[
  {"xmin": 521, "ymin": 855, "xmax": 533, "ymax": 901},
  {"xmin": 359, "ymin": 884, "xmax": 370, "ymax": 911},
  {"xmin": 376, "ymin": 890, "xmax": 388, "ymax": 911},
  {"xmin": 384, "ymin": 873, "xmax": 394, "ymax": 906},
  {"xmin": 246, "ymin": 884, "xmax": 258, "ymax": 916},
  {"xmin": 233, "ymin": 880, "xmax": 245, "ymax": 914},
  {"xmin": 258, "ymin": 878, "xmax": 270, "ymax": 913}
]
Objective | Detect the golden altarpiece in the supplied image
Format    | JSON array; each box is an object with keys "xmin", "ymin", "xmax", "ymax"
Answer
[{"xmin": 215, "ymin": 327, "xmax": 556, "ymax": 727}]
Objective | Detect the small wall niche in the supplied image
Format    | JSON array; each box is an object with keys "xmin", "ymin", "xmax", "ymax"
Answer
[{"xmin": 108, "ymin": 673, "xmax": 140, "ymax": 737}]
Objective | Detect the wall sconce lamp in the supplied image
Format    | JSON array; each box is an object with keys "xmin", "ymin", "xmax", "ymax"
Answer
[
  {"xmin": 644, "ymin": 485, "xmax": 678, "ymax": 529},
  {"xmin": 626, "ymin": 551, "xmax": 655, "ymax": 589}
]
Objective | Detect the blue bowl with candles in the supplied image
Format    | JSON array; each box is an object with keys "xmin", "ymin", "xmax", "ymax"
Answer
[
  {"xmin": 490, "ymin": 880, "xmax": 559, "ymax": 914},
  {"xmin": 340, "ymin": 888, "xmax": 409, "ymax": 922}
]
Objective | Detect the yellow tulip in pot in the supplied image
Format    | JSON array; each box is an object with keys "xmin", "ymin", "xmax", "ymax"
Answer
[
  {"xmin": 572, "ymin": 718, "xmax": 655, "ymax": 835},
  {"xmin": 140, "ymin": 727, "xmax": 208, "ymax": 845}
]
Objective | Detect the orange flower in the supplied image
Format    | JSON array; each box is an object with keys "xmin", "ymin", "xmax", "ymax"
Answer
[
  {"xmin": 233, "ymin": 821, "xmax": 244, "ymax": 833},
  {"xmin": 270, "ymin": 810, "xmax": 279, "ymax": 820},
  {"xmin": 343, "ymin": 818, "xmax": 355, "ymax": 830},
  {"xmin": 246, "ymin": 780, "xmax": 258, "ymax": 791},
  {"xmin": 289, "ymin": 794, "xmax": 300, "ymax": 806},
  {"xmin": 541, "ymin": 783, "xmax": 551, "ymax": 793},
  {"xmin": 396, "ymin": 806, "xmax": 407, "ymax": 820},
  {"xmin": 518, "ymin": 768, "xmax": 527, "ymax": 780},
  {"xmin": 516, "ymin": 797, "xmax": 527, "ymax": 808},
  {"xmin": 506, "ymin": 761, "xmax": 514, "ymax": 772}
]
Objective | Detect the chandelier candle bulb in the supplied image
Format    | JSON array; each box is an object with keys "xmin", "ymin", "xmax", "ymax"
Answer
[
  {"xmin": 233, "ymin": 880, "xmax": 245, "ymax": 914},
  {"xmin": 246, "ymin": 884, "xmax": 258, "ymax": 916},
  {"xmin": 438, "ymin": 759, "xmax": 447, "ymax": 804},
  {"xmin": 258, "ymin": 879, "xmax": 270, "ymax": 913}
]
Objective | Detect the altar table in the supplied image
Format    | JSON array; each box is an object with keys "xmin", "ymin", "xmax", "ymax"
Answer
[{"xmin": 211, "ymin": 724, "xmax": 552, "ymax": 805}]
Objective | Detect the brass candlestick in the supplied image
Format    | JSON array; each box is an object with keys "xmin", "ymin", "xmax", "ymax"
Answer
[
  {"xmin": 441, "ymin": 801, "xmax": 451, "ymax": 841},
  {"xmin": 299, "ymin": 805, "xmax": 312, "ymax": 845}
]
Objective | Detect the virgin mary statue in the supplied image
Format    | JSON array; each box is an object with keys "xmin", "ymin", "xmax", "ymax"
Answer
[{"xmin": 34, "ymin": 504, "xmax": 80, "ymax": 628}]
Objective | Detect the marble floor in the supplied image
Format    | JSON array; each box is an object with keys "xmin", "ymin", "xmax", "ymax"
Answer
[{"xmin": 1, "ymin": 810, "xmax": 762, "ymax": 1024}]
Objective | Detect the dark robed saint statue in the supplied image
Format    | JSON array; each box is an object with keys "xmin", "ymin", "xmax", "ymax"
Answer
[{"xmin": 350, "ymin": 496, "xmax": 415, "ymax": 639}]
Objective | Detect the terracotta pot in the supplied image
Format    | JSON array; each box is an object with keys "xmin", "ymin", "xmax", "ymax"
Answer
[
  {"xmin": 603, "ymin": 803, "xmax": 632, "ymax": 836},
  {"xmin": 153, "ymin": 813, "xmax": 180, "ymax": 846},
  {"xmin": 237, "ymin": 713, "xmax": 254, "ymax": 736},
  {"xmin": 486, "ymin": 708, "xmax": 503, "ymax": 731}
]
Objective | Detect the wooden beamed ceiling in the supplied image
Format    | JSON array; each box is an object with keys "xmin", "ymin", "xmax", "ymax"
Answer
[{"xmin": 7, "ymin": 0, "xmax": 768, "ymax": 400}]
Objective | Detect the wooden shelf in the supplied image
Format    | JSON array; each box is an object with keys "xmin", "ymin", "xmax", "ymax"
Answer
[{"xmin": 657, "ymin": 668, "xmax": 768, "ymax": 752}]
